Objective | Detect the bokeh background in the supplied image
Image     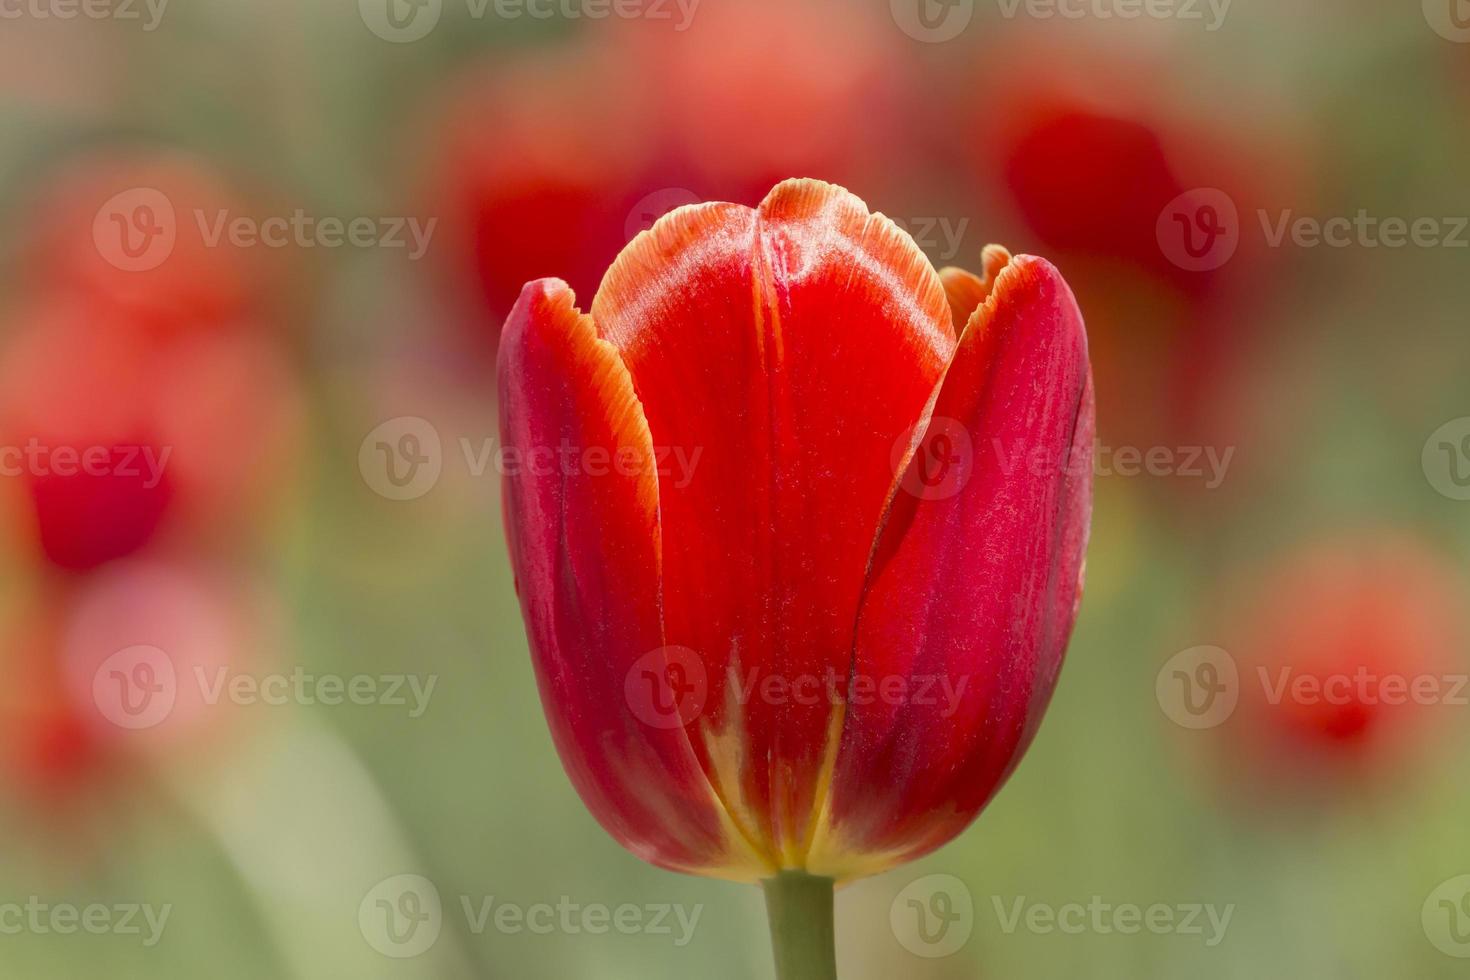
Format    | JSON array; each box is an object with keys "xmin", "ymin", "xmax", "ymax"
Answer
[{"xmin": 2, "ymin": 0, "xmax": 1469, "ymax": 977}]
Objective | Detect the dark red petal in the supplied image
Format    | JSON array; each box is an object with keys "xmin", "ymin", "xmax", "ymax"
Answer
[
  {"xmin": 498, "ymin": 279, "xmax": 770, "ymax": 880},
  {"xmin": 811, "ymin": 255, "xmax": 1094, "ymax": 879},
  {"xmin": 592, "ymin": 179, "xmax": 955, "ymax": 865}
]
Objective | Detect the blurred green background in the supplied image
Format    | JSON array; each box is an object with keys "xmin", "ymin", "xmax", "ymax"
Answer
[{"xmin": 1, "ymin": 1, "xmax": 1469, "ymax": 977}]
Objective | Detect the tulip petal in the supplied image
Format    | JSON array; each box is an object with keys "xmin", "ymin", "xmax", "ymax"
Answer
[
  {"xmin": 809, "ymin": 255, "xmax": 1094, "ymax": 879},
  {"xmin": 499, "ymin": 278, "xmax": 773, "ymax": 880},
  {"xmin": 592, "ymin": 179, "xmax": 956, "ymax": 865}
]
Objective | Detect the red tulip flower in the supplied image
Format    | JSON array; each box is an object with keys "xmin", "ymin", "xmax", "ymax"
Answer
[
  {"xmin": 1220, "ymin": 535, "xmax": 1464, "ymax": 799},
  {"xmin": 498, "ymin": 180, "xmax": 1093, "ymax": 975}
]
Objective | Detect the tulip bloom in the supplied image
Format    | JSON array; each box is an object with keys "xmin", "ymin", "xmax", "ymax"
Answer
[
  {"xmin": 498, "ymin": 180, "xmax": 1092, "ymax": 973},
  {"xmin": 1220, "ymin": 535, "xmax": 1464, "ymax": 798}
]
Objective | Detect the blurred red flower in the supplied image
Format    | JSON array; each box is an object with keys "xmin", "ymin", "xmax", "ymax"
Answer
[
  {"xmin": 430, "ymin": 2, "xmax": 912, "ymax": 353},
  {"xmin": 1222, "ymin": 534, "xmax": 1465, "ymax": 795},
  {"xmin": 0, "ymin": 302, "xmax": 301, "ymax": 573}
]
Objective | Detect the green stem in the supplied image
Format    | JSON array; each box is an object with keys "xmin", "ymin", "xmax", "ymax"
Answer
[{"xmin": 762, "ymin": 871, "xmax": 838, "ymax": 980}]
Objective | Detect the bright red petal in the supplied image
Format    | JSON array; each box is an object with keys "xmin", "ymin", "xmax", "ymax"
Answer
[
  {"xmin": 811, "ymin": 255, "xmax": 1094, "ymax": 878},
  {"xmin": 592, "ymin": 179, "xmax": 955, "ymax": 865},
  {"xmin": 498, "ymin": 279, "xmax": 769, "ymax": 879}
]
